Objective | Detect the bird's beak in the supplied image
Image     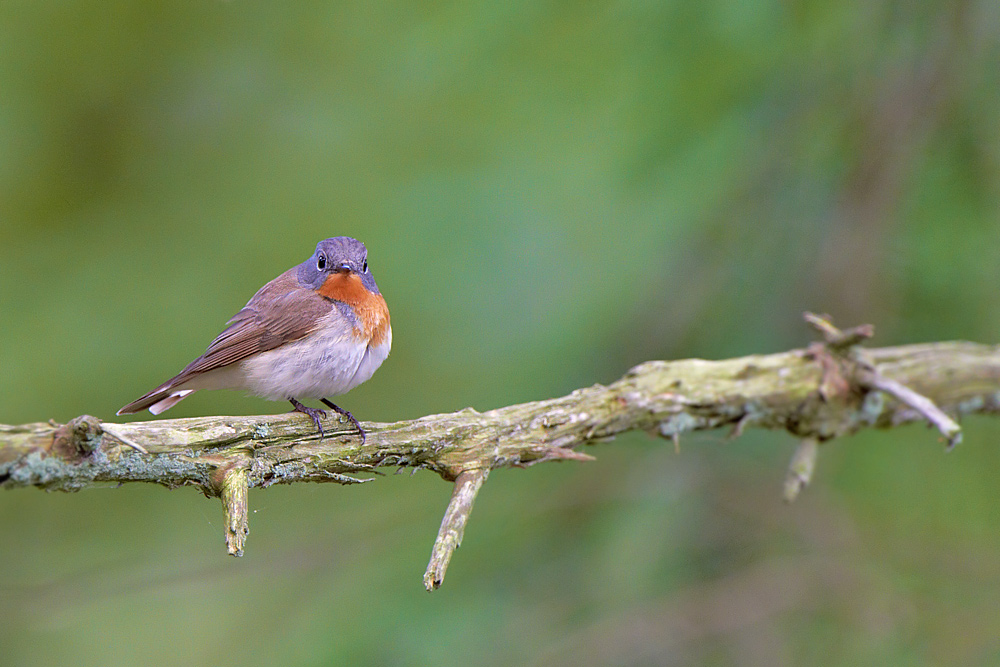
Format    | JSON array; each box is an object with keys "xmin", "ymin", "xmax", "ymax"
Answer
[{"xmin": 335, "ymin": 263, "xmax": 353, "ymax": 273}]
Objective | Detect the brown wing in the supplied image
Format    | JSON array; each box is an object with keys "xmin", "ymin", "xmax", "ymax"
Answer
[
  {"xmin": 117, "ymin": 269, "xmax": 337, "ymax": 415},
  {"xmin": 169, "ymin": 268, "xmax": 332, "ymax": 382},
  {"xmin": 118, "ymin": 270, "xmax": 331, "ymax": 414}
]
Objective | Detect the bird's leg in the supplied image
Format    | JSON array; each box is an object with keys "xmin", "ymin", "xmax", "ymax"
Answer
[
  {"xmin": 288, "ymin": 398, "xmax": 327, "ymax": 436},
  {"xmin": 320, "ymin": 398, "xmax": 366, "ymax": 444}
]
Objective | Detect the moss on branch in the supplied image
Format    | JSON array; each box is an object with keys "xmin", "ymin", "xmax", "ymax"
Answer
[{"xmin": 3, "ymin": 319, "xmax": 999, "ymax": 588}]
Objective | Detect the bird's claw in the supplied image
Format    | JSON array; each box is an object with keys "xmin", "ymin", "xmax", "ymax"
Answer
[
  {"xmin": 289, "ymin": 398, "xmax": 328, "ymax": 437},
  {"xmin": 321, "ymin": 399, "xmax": 366, "ymax": 444}
]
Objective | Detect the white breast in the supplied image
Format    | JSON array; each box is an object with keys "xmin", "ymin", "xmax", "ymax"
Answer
[
  {"xmin": 239, "ymin": 311, "xmax": 390, "ymax": 401},
  {"xmin": 350, "ymin": 325, "xmax": 392, "ymax": 388}
]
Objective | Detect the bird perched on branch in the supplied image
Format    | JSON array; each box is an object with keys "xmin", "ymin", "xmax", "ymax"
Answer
[{"xmin": 117, "ymin": 236, "xmax": 391, "ymax": 443}]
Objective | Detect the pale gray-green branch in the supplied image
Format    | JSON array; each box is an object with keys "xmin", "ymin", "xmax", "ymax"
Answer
[
  {"xmin": 2, "ymin": 332, "xmax": 999, "ymax": 588},
  {"xmin": 424, "ymin": 468, "xmax": 490, "ymax": 590},
  {"xmin": 783, "ymin": 437, "xmax": 819, "ymax": 502}
]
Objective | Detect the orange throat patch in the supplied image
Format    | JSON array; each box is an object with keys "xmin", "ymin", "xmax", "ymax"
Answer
[{"xmin": 318, "ymin": 272, "xmax": 390, "ymax": 345}]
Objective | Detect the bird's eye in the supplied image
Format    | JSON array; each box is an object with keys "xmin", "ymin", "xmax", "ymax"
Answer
[
  {"xmin": 362, "ymin": 260, "xmax": 368, "ymax": 272},
  {"xmin": 317, "ymin": 254, "xmax": 327, "ymax": 271}
]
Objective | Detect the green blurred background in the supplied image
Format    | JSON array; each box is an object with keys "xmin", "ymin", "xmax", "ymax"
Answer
[{"xmin": 2, "ymin": 1, "xmax": 999, "ymax": 665}]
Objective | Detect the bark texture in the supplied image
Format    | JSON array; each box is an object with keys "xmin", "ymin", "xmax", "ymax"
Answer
[{"xmin": 3, "ymin": 321, "xmax": 998, "ymax": 588}]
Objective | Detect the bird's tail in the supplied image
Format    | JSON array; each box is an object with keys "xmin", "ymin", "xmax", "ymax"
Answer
[{"xmin": 117, "ymin": 386, "xmax": 195, "ymax": 416}]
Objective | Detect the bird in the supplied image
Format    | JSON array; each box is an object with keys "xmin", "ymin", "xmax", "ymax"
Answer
[{"xmin": 117, "ymin": 236, "xmax": 390, "ymax": 443}]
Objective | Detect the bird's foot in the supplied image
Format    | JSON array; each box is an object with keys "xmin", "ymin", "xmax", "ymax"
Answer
[
  {"xmin": 320, "ymin": 399, "xmax": 366, "ymax": 444},
  {"xmin": 289, "ymin": 398, "xmax": 327, "ymax": 437}
]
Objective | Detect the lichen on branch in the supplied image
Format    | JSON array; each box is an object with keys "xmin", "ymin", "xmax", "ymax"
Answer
[{"xmin": 2, "ymin": 317, "xmax": 999, "ymax": 588}]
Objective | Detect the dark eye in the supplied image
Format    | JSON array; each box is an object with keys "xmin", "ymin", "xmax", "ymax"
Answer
[
  {"xmin": 362, "ymin": 260, "xmax": 368, "ymax": 272},
  {"xmin": 317, "ymin": 253, "xmax": 327, "ymax": 271}
]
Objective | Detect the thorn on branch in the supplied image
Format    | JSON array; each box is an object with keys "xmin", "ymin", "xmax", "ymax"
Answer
[
  {"xmin": 314, "ymin": 470, "xmax": 373, "ymax": 485},
  {"xmin": 541, "ymin": 446, "xmax": 596, "ymax": 463},
  {"xmin": 858, "ymin": 371, "xmax": 963, "ymax": 450},
  {"xmin": 221, "ymin": 467, "xmax": 250, "ymax": 557},
  {"xmin": 727, "ymin": 413, "xmax": 752, "ymax": 441},
  {"xmin": 803, "ymin": 312, "xmax": 874, "ymax": 349},
  {"xmin": 784, "ymin": 438, "xmax": 818, "ymax": 502},
  {"xmin": 424, "ymin": 468, "xmax": 489, "ymax": 591},
  {"xmin": 512, "ymin": 445, "xmax": 596, "ymax": 468},
  {"xmin": 98, "ymin": 422, "xmax": 149, "ymax": 455}
]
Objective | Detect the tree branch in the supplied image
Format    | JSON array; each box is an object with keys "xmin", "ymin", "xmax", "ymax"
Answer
[
  {"xmin": 3, "ymin": 318, "xmax": 999, "ymax": 588},
  {"xmin": 424, "ymin": 468, "xmax": 490, "ymax": 590}
]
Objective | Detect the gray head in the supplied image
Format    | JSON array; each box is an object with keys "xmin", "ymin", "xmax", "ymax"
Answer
[{"xmin": 297, "ymin": 236, "xmax": 380, "ymax": 294}]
